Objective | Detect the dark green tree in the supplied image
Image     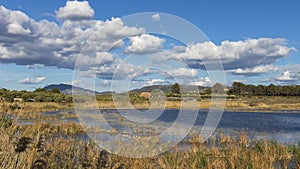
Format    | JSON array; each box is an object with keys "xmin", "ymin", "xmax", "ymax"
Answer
[
  {"xmin": 204, "ymin": 88, "xmax": 211, "ymax": 95},
  {"xmin": 65, "ymin": 96, "xmax": 73, "ymax": 103},
  {"xmin": 50, "ymin": 88, "xmax": 61, "ymax": 94},
  {"xmin": 172, "ymin": 83, "xmax": 180, "ymax": 94},
  {"xmin": 34, "ymin": 88, "xmax": 46, "ymax": 92},
  {"xmin": 256, "ymin": 85, "xmax": 266, "ymax": 96},
  {"xmin": 231, "ymin": 82, "xmax": 246, "ymax": 95}
]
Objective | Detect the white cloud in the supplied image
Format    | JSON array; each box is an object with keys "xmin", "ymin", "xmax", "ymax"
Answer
[
  {"xmin": 125, "ymin": 34, "xmax": 166, "ymax": 54},
  {"xmin": 151, "ymin": 14, "xmax": 160, "ymax": 21},
  {"xmin": 227, "ymin": 64, "xmax": 280, "ymax": 76},
  {"xmin": 4, "ymin": 79, "xmax": 11, "ymax": 82},
  {"xmin": 0, "ymin": 4, "xmax": 298, "ymax": 86},
  {"xmin": 190, "ymin": 77, "xmax": 211, "ymax": 86},
  {"xmin": 19, "ymin": 76, "xmax": 46, "ymax": 84},
  {"xmin": 80, "ymin": 63, "xmax": 150, "ymax": 80},
  {"xmin": 169, "ymin": 68, "xmax": 198, "ymax": 78},
  {"xmin": 173, "ymin": 46, "xmax": 186, "ymax": 52},
  {"xmin": 75, "ymin": 52, "xmax": 119, "ymax": 70},
  {"xmin": 0, "ymin": 6, "xmax": 32, "ymax": 36},
  {"xmin": 7, "ymin": 22, "xmax": 31, "ymax": 35},
  {"xmin": 56, "ymin": 1, "xmax": 94, "ymax": 21},
  {"xmin": 145, "ymin": 79, "xmax": 168, "ymax": 86},
  {"xmin": 276, "ymin": 71, "xmax": 295, "ymax": 81},
  {"xmin": 227, "ymin": 64, "xmax": 300, "ymax": 84},
  {"xmin": 226, "ymin": 64, "xmax": 300, "ymax": 85},
  {"xmin": 103, "ymin": 80, "xmax": 111, "ymax": 86},
  {"xmin": 171, "ymin": 38, "xmax": 296, "ymax": 70},
  {"xmin": 0, "ymin": 5, "xmax": 144, "ymax": 70}
]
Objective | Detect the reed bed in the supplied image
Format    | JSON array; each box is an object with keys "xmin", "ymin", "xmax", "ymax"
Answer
[
  {"xmin": 2, "ymin": 95, "xmax": 299, "ymax": 117},
  {"xmin": 0, "ymin": 102, "xmax": 73, "ymax": 117},
  {"xmin": 94, "ymin": 98, "xmax": 300, "ymax": 110},
  {"xmin": 1, "ymin": 114, "xmax": 300, "ymax": 169}
]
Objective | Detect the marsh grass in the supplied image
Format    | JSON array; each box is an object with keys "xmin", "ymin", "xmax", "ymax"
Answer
[
  {"xmin": 0, "ymin": 102, "xmax": 73, "ymax": 119},
  {"xmin": 2, "ymin": 95, "xmax": 299, "ymax": 115},
  {"xmin": 94, "ymin": 96, "xmax": 300, "ymax": 110},
  {"xmin": 1, "ymin": 115, "xmax": 300, "ymax": 169},
  {"xmin": 1, "ymin": 98, "xmax": 300, "ymax": 168}
]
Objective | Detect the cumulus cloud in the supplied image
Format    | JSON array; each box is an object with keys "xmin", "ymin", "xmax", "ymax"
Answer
[
  {"xmin": 0, "ymin": 6, "xmax": 32, "ymax": 36},
  {"xmin": 19, "ymin": 76, "xmax": 46, "ymax": 84},
  {"xmin": 169, "ymin": 68, "xmax": 198, "ymax": 78},
  {"xmin": 227, "ymin": 64, "xmax": 300, "ymax": 84},
  {"xmin": 0, "ymin": 4, "xmax": 298, "ymax": 86},
  {"xmin": 189, "ymin": 77, "xmax": 211, "ymax": 86},
  {"xmin": 80, "ymin": 63, "xmax": 150, "ymax": 80},
  {"xmin": 276, "ymin": 71, "xmax": 297, "ymax": 82},
  {"xmin": 125, "ymin": 34, "xmax": 166, "ymax": 54},
  {"xmin": 227, "ymin": 64, "xmax": 280, "ymax": 76},
  {"xmin": 151, "ymin": 14, "xmax": 160, "ymax": 21},
  {"xmin": 75, "ymin": 52, "xmax": 120, "ymax": 70},
  {"xmin": 145, "ymin": 79, "xmax": 169, "ymax": 86},
  {"xmin": 7, "ymin": 22, "xmax": 31, "ymax": 35},
  {"xmin": 56, "ymin": 1, "xmax": 94, "ymax": 21},
  {"xmin": 171, "ymin": 38, "xmax": 296, "ymax": 70},
  {"xmin": 0, "ymin": 5, "xmax": 144, "ymax": 70}
]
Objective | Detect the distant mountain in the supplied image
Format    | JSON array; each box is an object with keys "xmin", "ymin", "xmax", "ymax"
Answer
[
  {"xmin": 130, "ymin": 85, "xmax": 208, "ymax": 93},
  {"xmin": 44, "ymin": 84, "xmax": 208, "ymax": 95},
  {"xmin": 43, "ymin": 84, "xmax": 99, "ymax": 95},
  {"xmin": 130, "ymin": 85, "xmax": 173, "ymax": 93},
  {"xmin": 44, "ymin": 84, "xmax": 72, "ymax": 91}
]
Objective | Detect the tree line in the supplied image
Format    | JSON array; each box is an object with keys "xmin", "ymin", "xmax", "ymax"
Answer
[
  {"xmin": 1, "ymin": 82, "xmax": 300, "ymax": 103},
  {"xmin": 171, "ymin": 82, "xmax": 300, "ymax": 97},
  {"xmin": 228, "ymin": 82, "xmax": 300, "ymax": 96},
  {"xmin": 0, "ymin": 88, "xmax": 72, "ymax": 103}
]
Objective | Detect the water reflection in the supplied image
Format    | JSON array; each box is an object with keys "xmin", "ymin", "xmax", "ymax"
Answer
[{"xmin": 16, "ymin": 109, "xmax": 300, "ymax": 145}]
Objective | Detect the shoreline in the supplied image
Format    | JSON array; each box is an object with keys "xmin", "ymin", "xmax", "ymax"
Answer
[
  {"xmin": 2, "ymin": 99, "xmax": 299, "ymax": 114},
  {"xmin": 56, "ymin": 107, "xmax": 300, "ymax": 114}
]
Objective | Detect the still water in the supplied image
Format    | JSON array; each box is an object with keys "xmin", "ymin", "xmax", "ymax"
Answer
[{"xmin": 18, "ymin": 109, "xmax": 300, "ymax": 144}]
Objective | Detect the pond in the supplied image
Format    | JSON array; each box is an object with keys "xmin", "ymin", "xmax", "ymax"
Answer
[{"xmin": 16, "ymin": 109, "xmax": 300, "ymax": 145}]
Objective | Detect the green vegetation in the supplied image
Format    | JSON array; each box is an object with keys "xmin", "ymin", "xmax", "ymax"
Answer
[
  {"xmin": 229, "ymin": 82, "xmax": 300, "ymax": 96},
  {"xmin": 49, "ymin": 87, "xmax": 61, "ymax": 94},
  {"xmin": 0, "ymin": 113, "xmax": 12, "ymax": 128},
  {"xmin": 1, "ymin": 82, "xmax": 300, "ymax": 112},
  {"xmin": 1, "ymin": 83, "xmax": 300, "ymax": 168},
  {"xmin": 171, "ymin": 83, "xmax": 180, "ymax": 94},
  {"xmin": 0, "ymin": 88, "xmax": 72, "ymax": 103}
]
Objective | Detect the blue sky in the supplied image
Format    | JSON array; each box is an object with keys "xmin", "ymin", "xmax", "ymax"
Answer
[{"xmin": 0, "ymin": 0, "xmax": 299, "ymax": 91}]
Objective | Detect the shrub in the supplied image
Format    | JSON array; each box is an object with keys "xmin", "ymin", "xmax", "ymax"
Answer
[{"xmin": 0, "ymin": 113, "xmax": 13, "ymax": 128}]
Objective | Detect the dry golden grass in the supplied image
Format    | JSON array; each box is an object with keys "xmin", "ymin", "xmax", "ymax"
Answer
[
  {"xmin": 1, "ymin": 96, "xmax": 300, "ymax": 168},
  {"xmin": 95, "ymin": 94, "xmax": 300, "ymax": 111},
  {"xmin": 95, "ymin": 98, "xmax": 300, "ymax": 111},
  {"xmin": 1, "ymin": 119, "xmax": 299, "ymax": 169},
  {"xmin": 0, "ymin": 101, "xmax": 73, "ymax": 116},
  {"xmin": 2, "ymin": 95, "xmax": 299, "ymax": 115}
]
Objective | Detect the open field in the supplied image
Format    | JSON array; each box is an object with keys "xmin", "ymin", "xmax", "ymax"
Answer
[
  {"xmin": 96, "ymin": 96, "xmax": 300, "ymax": 111},
  {"xmin": 1, "ymin": 96, "xmax": 299, "ymax": 116}
]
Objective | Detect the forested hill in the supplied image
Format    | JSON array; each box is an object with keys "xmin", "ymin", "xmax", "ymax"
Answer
[
  {"xmin": 130, "ymin": 85, "xmax": 208, "ymax": 93},
  {"xmin": 44, "ymin": 84, "xmax": 99, "ymax": 95}
]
